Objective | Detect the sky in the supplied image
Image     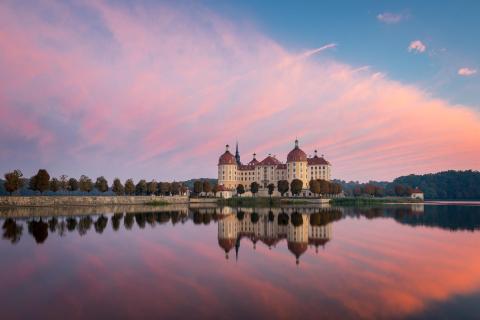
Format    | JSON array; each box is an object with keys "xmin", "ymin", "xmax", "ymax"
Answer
[{"xmin": 0, "ymin": 0, "xmax": 479, "ymax": 182}]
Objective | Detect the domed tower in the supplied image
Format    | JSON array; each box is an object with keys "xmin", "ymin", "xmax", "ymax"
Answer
[
  {"xmin": 218, "ymin": 144, "xmax": 238, "ymax": 190},
  {"xmin": 286, "ymin": 139, "xmax": 308, "ymax": 189}
]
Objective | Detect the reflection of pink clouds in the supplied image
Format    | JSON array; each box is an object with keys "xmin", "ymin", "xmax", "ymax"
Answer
[{"xmin": 1, "ymin": 2, "xmax": 480, "ymax": 180}]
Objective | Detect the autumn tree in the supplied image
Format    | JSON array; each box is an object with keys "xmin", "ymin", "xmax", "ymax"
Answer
[
  {"xmin": 309, "ymin": 179, "xmax": 320, "ymax": 197},
  {"xmin": 250, "ymin": 182, "xmax": 259, "ymax": 197},
  {"xmin": 79, "ymin": 175, "xmax": 93, "ymax": 193},
  {"xmin": 212, "ymin": 184, "xmax": 220, "ymax": 197},
  {"xmin": 125, "ymin": 179, "xmax": 135, "ymax": 195},
  {"xmin": 135, "ymin": 179, "xmax": 147, "ymax": 195},
  {"xmin": 267, "ymin": 183, "xmax": 275, "ymax": 198},
  {"xmin": 193, "ymin": 180, "xmax": 203, "ymax": 195},
  {"xmin": 68, "ymin": 178, "xmax": 79, "ymax": 193},
  {"xmin": 290, "ymin": 179, "xmax": 303, "ymax": 196},
  {"xmin": 95, "ymin": 176, "xmax": 109, "ymax": 193},
  {"xmin": 203, "ymin": 180, "xmax": 212, "ymax": 195},
  {"xmin": 49, "ymin": 178, "xmax": 60, "ymax": 193},
  {"xmin": 147, "ymin": 180, "xmax": 158, "ymax": 195},
  {"xmin": 159, "ymin": 182, "xmax": 170, "ymax": 195},
  {"xmin": 171, "ymin": 182, "xmax": 181, "ymax": 195},
  {"xmin": 236, "ymin": 184, "xmax": 245, "ymax": 197},
  {"xmin": 112, "ymin": 178, "xmax": 124, "ymax": 195},
  {"xmin": 318, "ymin": 179, "xmax": 330, "ymax": 195},
  {"xmin": 4, "ymin": 170, "xmax": 23, "ymax": 195},
  {"xmin": 33, "ymin": 169, "xmax": 50, "ymax": 194},
  {"xmin": 277, "ymin": 180, "xmax": 289, "ymax": 197},
  {"xmin": 59, "ymin": 174, "xmax": 69, "ymax": 192}
]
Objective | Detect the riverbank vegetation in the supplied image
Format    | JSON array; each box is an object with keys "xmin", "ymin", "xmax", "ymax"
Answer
[
  {"xmin": 330, "ymin": 197, "xmax": 423, "ymax": 206},
  {"xmin": 2, "ymin": 169, "xmax": 188, "ymax": 196}
]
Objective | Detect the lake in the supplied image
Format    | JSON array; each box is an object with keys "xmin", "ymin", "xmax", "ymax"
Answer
[{"xmin": 0, "ymin": 203, "xmax": 479, "ymax": 319}]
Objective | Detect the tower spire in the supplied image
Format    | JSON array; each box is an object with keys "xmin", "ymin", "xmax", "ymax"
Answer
[{"xmin": 235, "ymin": 141, "xmax": 241, "ymax": 165}]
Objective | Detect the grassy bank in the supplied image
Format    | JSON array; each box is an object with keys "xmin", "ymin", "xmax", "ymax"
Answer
[{"xmin": 330, "ymin": 197, "xmax": 423, "ymax": 206}]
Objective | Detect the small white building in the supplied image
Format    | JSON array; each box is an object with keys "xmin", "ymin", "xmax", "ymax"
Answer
[{"xmin": 410, "ymin": 188, "xmax": 424, "ymax": 200}]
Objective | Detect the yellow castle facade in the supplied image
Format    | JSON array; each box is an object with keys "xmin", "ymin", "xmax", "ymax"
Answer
[{"xmin": 217, "ymin": 140, "xmax": 332, "ymax": 191}]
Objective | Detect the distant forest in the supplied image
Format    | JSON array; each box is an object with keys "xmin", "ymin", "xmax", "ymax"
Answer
[{"xmin": 335, "ymin": 170, "xmax": 480, "ymax": 200}]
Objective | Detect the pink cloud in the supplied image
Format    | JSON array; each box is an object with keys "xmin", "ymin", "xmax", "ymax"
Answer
[
  {"xmin": 0, "ymin": 1, "xmax": 479, "ymax": 181},
  {"xmin": 458, "ymin": 67, "xmax": 477, "ymax": 76},
  {"xmin": 408, "ymin": 40, "xmax": 427, "ymax": 53}
]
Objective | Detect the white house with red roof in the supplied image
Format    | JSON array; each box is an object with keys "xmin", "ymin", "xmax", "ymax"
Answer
[{"xmin": 410, "ymin": 188, "xmax": 424, "ymax": 200}]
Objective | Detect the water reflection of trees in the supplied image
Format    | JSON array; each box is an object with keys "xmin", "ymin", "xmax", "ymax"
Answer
[
  {"xmin": 0, "ymin": 209, "xmax": 189, "ymax": 245},
  {"xmin": 343, "ymin": 205, "xmax": 480, "ymax": 231}
]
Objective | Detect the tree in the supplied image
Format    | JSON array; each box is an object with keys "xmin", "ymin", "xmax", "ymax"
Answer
[
  {"xmin": 309, "ymin": 179, "xmax": 320, "ymax": 197},
  {"xmin": 28, "ymin": 219, "xmax": 49, "ymax": 243},
  {"xmin": 125, "ymin": 179, "xmax": 135, "ymax": 195},
  {"xmin": 212, "ymin": 184, "xmax": 220, "ymax": 197},
  {"xmin": 193, "ymin": 180, "xmax": 203, "ymax": 195},
  {"xmin": 95, "ymin": 176, "xmax": 109, "ymax": 193},
  {"xmin": 236, "ymin": 184, "xmax": 245, "ymax": 197},
  {"xmin": 363, "ymin": 184, "xmax": 376, "ymax": 197},
  {"xmin": 135, "ymin": 179, "xmax": 147, "ymax": 195},
  {"xmin": 159, "ymin": 182, "xmax": 170, "ymax": 195},
  {"xmin": 79, "ymin": 175, "xmax": 93, "ymax": 193},
  {"xmin": 267, "ymin": 183, "xmax": 275, "ymax": 198},
  {"xmin": 34, "ymin": 169, "xmax": 50, "ymax": 194},
  {"xmin": 2, "ymin": 218, "xmax": 23, "ymax": 244},
  {"xmin": 250, "ymin": 182, "xmax": 259, "ymax": 197},
  {"xmin": 290, "ymin": 179, "xmax": 303, "ymax": 196},
  {"xmin": 277, "ymin": 180, "xmax": 289, "ymax": 197},
  {"xmin": 4, "ymin": 170, "xmax": 23, "ymax": 195},
  {"xmin": 147, "ymin": 180, "xmax": 158, "ymax": 195},
  {"xmin": 68, "ymin": 178, "xmax": 79, "ymax": 193},
  {"xmin": 171, "ymin": 182, "xmax": 181, "ymax": 195},
  {"xmin": 59, "ymin": 174, "xmax": 69, "ymax": 192},
  {"xmin": 50, "ymin": 178, "xmax": 60, "ymax": 193},
  {"xmin": 394, "ymin": 184, "xmax": 406, "ymax": 197},
  {"xmin": 112, "ymin": 178, "xmax": 124, "ymax": 195},
  {"xmin": 180, "ymin": 184, "xmax": 188, "ymax": 195},
  {"xmin": 251, "ymin": 212, "xmax": 259, "ymax": 224},
  {"xmin": 318, "ymin": 179, "xmax": 329, "ymax": 195},
  {"xmin": 203, "ymin": 180, "xmax": 212, "ymax": 195},
  {"xmin": 29, "ymin": 175, "xmax": 37, "ymax": 192}
]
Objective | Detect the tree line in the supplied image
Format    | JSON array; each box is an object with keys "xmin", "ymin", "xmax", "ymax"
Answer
[
  {"xmin": 2, "ymin": 169, "xmax": 187, "ymax": 196},
  {"xmin": 335, "ymin": 170, "xmax": 480, "ymax": 199},
  {"xmin": 191, "ymin": 178, "xmax": 342, "ymax": 197}
]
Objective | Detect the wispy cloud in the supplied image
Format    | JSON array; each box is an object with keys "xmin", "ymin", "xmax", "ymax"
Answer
[
  {"xmin": 458, "ymin": 67, "xmax": 477, "ymax": 76},
  {"xmin": 301, "ymin": 43, "xmax": 337, "ymax": 58},
  {"xmin": 408, "ymin": 40, "xmax": 426, "ymax": 53},
  {"xmin": 377, "ymin": 12, "xmax": 406, "ymax": 24}
]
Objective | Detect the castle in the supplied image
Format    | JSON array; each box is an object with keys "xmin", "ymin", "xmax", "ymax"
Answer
[{"xmin": 217, "ymin": 140, "xmax": 332, "ymax": 192}]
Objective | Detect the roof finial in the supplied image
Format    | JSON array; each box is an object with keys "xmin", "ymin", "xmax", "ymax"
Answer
[
  {"xmin": 295, "ymin": 138, "xmax": 299, "ymax": 148},
  {"xmin": 226, "ymin": 144, "xmax": 229, "ymax": 151},
  {"xmin": 253, "ymin": 152, "xmax": 256, "ymax": 159},
  {"xmin": 314, "ymin": 150, "xmax": 318, "ymax": 157}
]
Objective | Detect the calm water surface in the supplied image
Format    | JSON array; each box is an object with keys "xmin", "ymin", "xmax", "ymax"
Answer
[{"xmin": 0, "ymin": 204, "xmax": 479, "ymax": 319}]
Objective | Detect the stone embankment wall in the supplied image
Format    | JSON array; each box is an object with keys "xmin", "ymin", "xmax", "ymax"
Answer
[
  {"xmin": 0, "ymin": 204, "xmax": 190, "ymax": 218},
  {"xmin": 0, "ymin": 195, "xmax": 188, "ymax": 207}
]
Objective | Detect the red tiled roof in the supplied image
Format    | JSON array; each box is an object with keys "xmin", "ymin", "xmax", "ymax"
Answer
[
  {"xmin": 287, "ymin": 147, "xmax": 307, "ymax": 162},
  {"xmin": 307, "ymin": 155, "xmax": 330, "ymax": 165},
  {"xmin": 277, "ymin": 163, "xmax": 287, "ymax": 169},
  {"xmin": 218, "ymin": 151, "xmax": 236, "ymax": 165},
  {"xmin": 259, "ymin": 155, "xmax": 282, "ymax": 166},
  {"xmin": 287, "ymin": 242, "xmax": 308, "ymax": 257},
  {"xmin": 218, "ymin": 238, "xmax": 235, "ymax": 252},
  {"xmin": 412, "ymin": 188, "xmax": 423, "ymax": 193},
  {"xmin": 248, "ymin": 158, "xmax": 260, "ymax": 165}
]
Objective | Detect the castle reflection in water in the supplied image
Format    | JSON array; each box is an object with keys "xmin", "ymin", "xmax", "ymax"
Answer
[{"xmin": 217, "ymin": 207, "xmax": 340, "ymax": 264}]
